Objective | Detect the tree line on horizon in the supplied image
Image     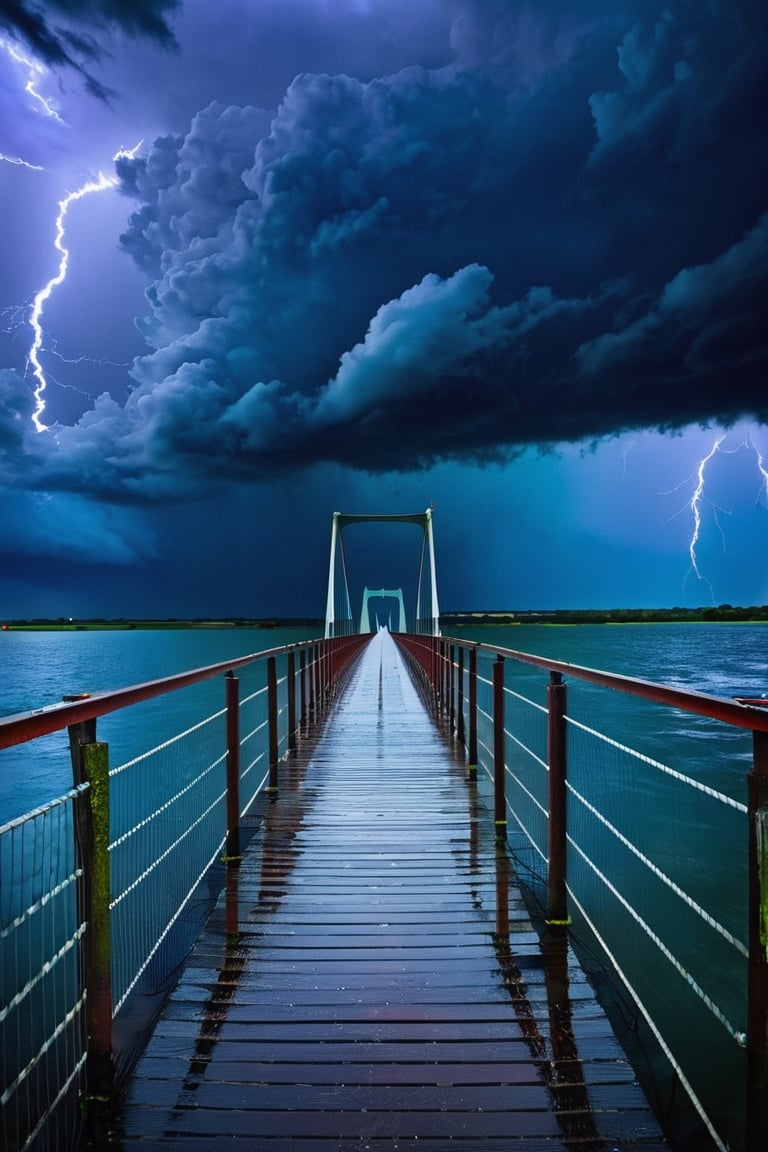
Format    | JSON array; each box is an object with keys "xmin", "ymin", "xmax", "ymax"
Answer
[
  {"xmin": 442, "ymin": 605, "xmax": 768, "ymax": 625},
  {"xmin": 4, "ymin": 606, "xmax": 768, "ymax": 630}
]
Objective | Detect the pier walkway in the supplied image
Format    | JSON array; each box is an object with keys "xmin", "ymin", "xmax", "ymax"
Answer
[{"xmin": 112, "ymin": 630, "xmax": 668, "ymax": 1150}]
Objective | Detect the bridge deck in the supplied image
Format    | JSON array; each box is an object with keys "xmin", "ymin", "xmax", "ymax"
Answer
[{"xmin": 113, "ymin": 630, "xmax": 668, "ymax": 1150}]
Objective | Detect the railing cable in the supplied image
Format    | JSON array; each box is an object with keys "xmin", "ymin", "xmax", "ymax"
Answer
[
  {"xmin": 565, "ymin": 714, "xmax": 748, "ymax": 813},
  {"xmin": 567, "ymin": 887, "xmax": 729, "ymax": 1152},
  {"xmin": 567, "ymin": 834, "xmax": 745, "ymax": 1044},
  {"xmin": 567, "ymin": 781, "xmax": 748, "ymax": 957}
]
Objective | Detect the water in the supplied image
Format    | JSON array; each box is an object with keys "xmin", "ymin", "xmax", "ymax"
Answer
[
  {"xmin": 451, "ymin": 620, "xmax": 768, "ymax": 697},
  {"xmin": 2, "ymin": 620, "xmax": 763, "ymax": 824},
  {"xmin": 0, "ymin": 626, "xmax": 318, "ymax": 825},
  {"xmin": 454, "ymin": 621, "xmax": 768, "ymax": 800}
]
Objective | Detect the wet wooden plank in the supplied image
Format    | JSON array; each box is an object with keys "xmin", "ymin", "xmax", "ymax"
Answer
[
  {"xmin": 132, "ymin": 1057, "xmax": 643, "ymax": 1088},
  {"xmin": 114, "ymin": 1142, "xmax": 672, "ymax": 1152},
  {"xmin": 113, "ymin": 630, "xmax": 668, "ymax": 1149}
]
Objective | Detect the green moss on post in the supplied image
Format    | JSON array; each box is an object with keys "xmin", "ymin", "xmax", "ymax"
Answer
[{"xmin": 75, "ymin": 740, "xmax": 115, "ymax": 1102}]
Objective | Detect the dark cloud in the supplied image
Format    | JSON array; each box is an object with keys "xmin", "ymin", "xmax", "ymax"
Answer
[
  {"xmin": 9, "ymin": 0, "xmax": 768, "ymax": 502},
  {"xmin": 0, "ymin": 369, "xmax": 38, "ymax": 475},
  {"xmin": 0, "ymin": 0, "xmax": 178, "ymax": 98},
  {"xmin": 0, "ymin": 0, "xmax": 178, "ymax": 62}
]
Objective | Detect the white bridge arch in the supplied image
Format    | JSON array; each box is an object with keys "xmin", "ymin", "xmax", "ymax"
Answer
[
  {"xmin": 359, "ymin": 588, "xmax": 407, "ymax": 634},
  {"xmin": 323, "ymin": 509, "xmax": 440, "ymax": 638}
]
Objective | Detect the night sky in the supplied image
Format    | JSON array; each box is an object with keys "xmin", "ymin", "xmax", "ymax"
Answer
[{"xmin": 1, "ymin": 0, "xmax": 766, "ymax": 620}]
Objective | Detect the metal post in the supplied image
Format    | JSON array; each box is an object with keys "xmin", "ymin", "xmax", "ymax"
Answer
[
  {"xmin": 224, "ymin": 672, "xmax": 241, "ymax": 862},
  {"xmin": 495, "ymin": 844, "xmax": 510, "ymax": 939},
  {"xmin": 746, "ymin": 729, "xmax": 768, "ymax": 1148},
  {"xmin": 449, "ymin": 643, "xmax": 455, "ymax": 733},
  {"xmin": 443, "ymin": 640, "xmax": 450, "ymax": 718},
  {"xmin": 267, "ymin": 656, "xmax": 278, "ymax": 796},
  {"xmin": 287, "ymin": 650, "xmax": 296, "ymax": 753},
  {"xmin": 313, "ymin": 643, "xmax": 321, "ymax": 718},
  {"xmin": 308, "ymin": 644, "xmax": 316, "ymax": 722},
  {"xmin": 316, "ymin": 641, "xmax": 324, "ymax": 715},
  {"xmin": 457, "ymin": 646, "xmax": 466, "ymax": 746},
  {"xmin": 67, "ymin": 712, "xmax": 114, "ymax": 1100},
  {"xmin": 468, "ymin": 646, "xmax": 478, "ymax": 779},
  {"xmin": 493, "ymin": 657, "xmax": 506, "ymax": 841},
  {"xmin": 546, "ymin": 672, "xmax": 569, "ymax": 928},
  {"xmin": 299, "ymin": 649, "xmax": 307, "ymax": 730}
]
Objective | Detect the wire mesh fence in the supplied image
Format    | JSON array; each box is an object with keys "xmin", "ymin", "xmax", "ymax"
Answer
[
  {"xmin": 109, "ymin": 704, "xmax": 228, "ymax": 1018},
  {"xmin": 0, "ymin": 791, "xmax": 87, "ymax": 1152}
]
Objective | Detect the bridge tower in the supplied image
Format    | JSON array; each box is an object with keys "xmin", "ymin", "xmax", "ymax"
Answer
[
  {"xmin": 324, "ymin": 509, "xmax": 440, "ymax": 638},
  {"xmin": 359, "ymin": 588, "xmax": 407, "ymax": 633}
]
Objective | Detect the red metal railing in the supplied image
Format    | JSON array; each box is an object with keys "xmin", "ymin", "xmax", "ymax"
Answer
[
  {"xmin": 0, "ymin": 633, "xmax": 369, "ymax": 1151},
  {"xmin": 394, "ymin": 632, "xmax": 768, "ymax": 1152}
]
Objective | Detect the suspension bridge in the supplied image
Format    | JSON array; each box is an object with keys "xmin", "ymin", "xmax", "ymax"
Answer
[{"xmin": 1, "ymin": 510, "xmax": 766, "ymax": 1152}]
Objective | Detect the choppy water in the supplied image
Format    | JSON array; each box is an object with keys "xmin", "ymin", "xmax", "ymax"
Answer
[
  {"xmin": 2, "ymin": 620, "xmax": 765, "ymax": 824},
  {"xmin": 0, "ymin": 627, "xmax": 318, "ymax": 824}
]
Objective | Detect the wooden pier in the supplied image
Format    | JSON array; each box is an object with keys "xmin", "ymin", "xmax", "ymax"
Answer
[{"xmin": 111, "ymin": 630, "xmax": 669, "ymax": 1150}]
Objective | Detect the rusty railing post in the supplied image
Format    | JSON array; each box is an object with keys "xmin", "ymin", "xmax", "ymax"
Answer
[
  {"xmin": 224, "ymin": 672, "xmax": 241, "ymax": 861},
  {"xmin": 287, "ymin": 650, "xmax": 296, "ymax": 753},
  {"xmin": 66, "ymin": 707, "xmax": 114, "ymax": 1101},
  {"xmin": 457, "ymin": 646, "xmax": 466, "ymax": 747},
  {"xmin": 322, "ymin": 639, "xmax": 329, "ymax": 707},
  {"xmin": 308, "ymin": 644, "xmax": 316, "ymax": 722},
  {"xmin": 299, "ymin": 649, "xmax": 307, "ymax": 730},
  {"xmin": 443, "ymin": 640, "xmax": 450, "ymax": 718},
  {"xmin": 746, "ymin": 728, "xmax": 768, "ymax": 1148},
  {"xmin": 468, "ymin": 646, "xmax": 478, "ymax": 779},
  {"xmin": 449, "ymin": 643, "xmax": 456, "ymax": 734},
  {"xmin": 546, "ymin": 671, "xmax": 570, "ymax": 928},
  {"xmin": 493, "ymin": 656, "xmax": 506, "ymax": 841},
  {"xmin": 314, "ymin": 643, "xmax": 321, "ymax": 719},
  {"xmin": 267, "ymin": 656, "xmax": 279, "ymax": 796}
]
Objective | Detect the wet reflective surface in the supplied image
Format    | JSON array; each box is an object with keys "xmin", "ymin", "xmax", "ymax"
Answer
[{"xmin": 109, "ymin": 632, "xmax": 668, "ymax": 1150}]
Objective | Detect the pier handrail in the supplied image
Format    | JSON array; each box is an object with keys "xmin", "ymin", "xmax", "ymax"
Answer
[
  {"xmin": 0, "ymin": 633, "xmax": 369, "ymax": 1152},
  {"xmin": 0, "ymin": 642, "xmax": 301, "ymax": 751},
  {"xmin": 448, "ymin": 640, "xmax": 768, "ymax": 732},
  {"xmin": 394, "ymin": 632, "xmax": 768, "ymax": 1152}
]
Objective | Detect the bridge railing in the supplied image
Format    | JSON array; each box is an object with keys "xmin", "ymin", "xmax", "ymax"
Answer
[
  {"xmin": 0, "ymin": 634, "xmax": 368, "ymax": 1152},
  {"xmin": 394, "ymin": 633, "xmax": 768, "ymax": 1152}
]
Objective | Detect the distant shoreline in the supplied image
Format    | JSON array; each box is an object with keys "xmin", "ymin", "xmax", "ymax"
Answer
[
  {"xmin": 3, "ymin": 606, "xmax": 768, "ymax": 631},
  {"xmin": 443, "ymin": 606, "xmax": 768, "ymax": 625},
  {"xmin": 1, "ymin": 619, "xmax": 322, "ymax": 632}
]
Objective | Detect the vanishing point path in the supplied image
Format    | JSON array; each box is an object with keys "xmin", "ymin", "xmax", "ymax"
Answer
[{"xmin": 111, "ymin": 629, "xmax": 668, "ymax": 1150}]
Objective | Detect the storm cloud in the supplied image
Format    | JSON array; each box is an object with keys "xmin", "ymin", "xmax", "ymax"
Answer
[
  {"xmin": 9, "ymin": 0, "xmax": 768, "ymax": 503},
  {"xmin": 0, "ymin": 0, "xmax": 178, "ymax": 69}
]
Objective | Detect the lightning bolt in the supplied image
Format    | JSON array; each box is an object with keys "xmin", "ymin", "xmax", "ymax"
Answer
[
  {"xmin": 0, "ymin": 37, "xmax": 63, "ymax": 121},
  {"xmin": 1, "ymin": 152, "xmax": 45, "ymax": 171},
  {"xmin": 687, "ymin": 434, "xmax": 725, "ymax": 595},
  {"xmin": 661, "ymin": 426, "xmax": 768, "ymax": 602},
  {"xmin": 27, "ymin": 144, "xmax": 143, "ymax": 432},
  {"xmin": 47, "ymin": 344, "xmax": 131, "ymax": 370},
  {"xmin": 749, "ymin": 433, "xmax": 768, "ymax": 506}
]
